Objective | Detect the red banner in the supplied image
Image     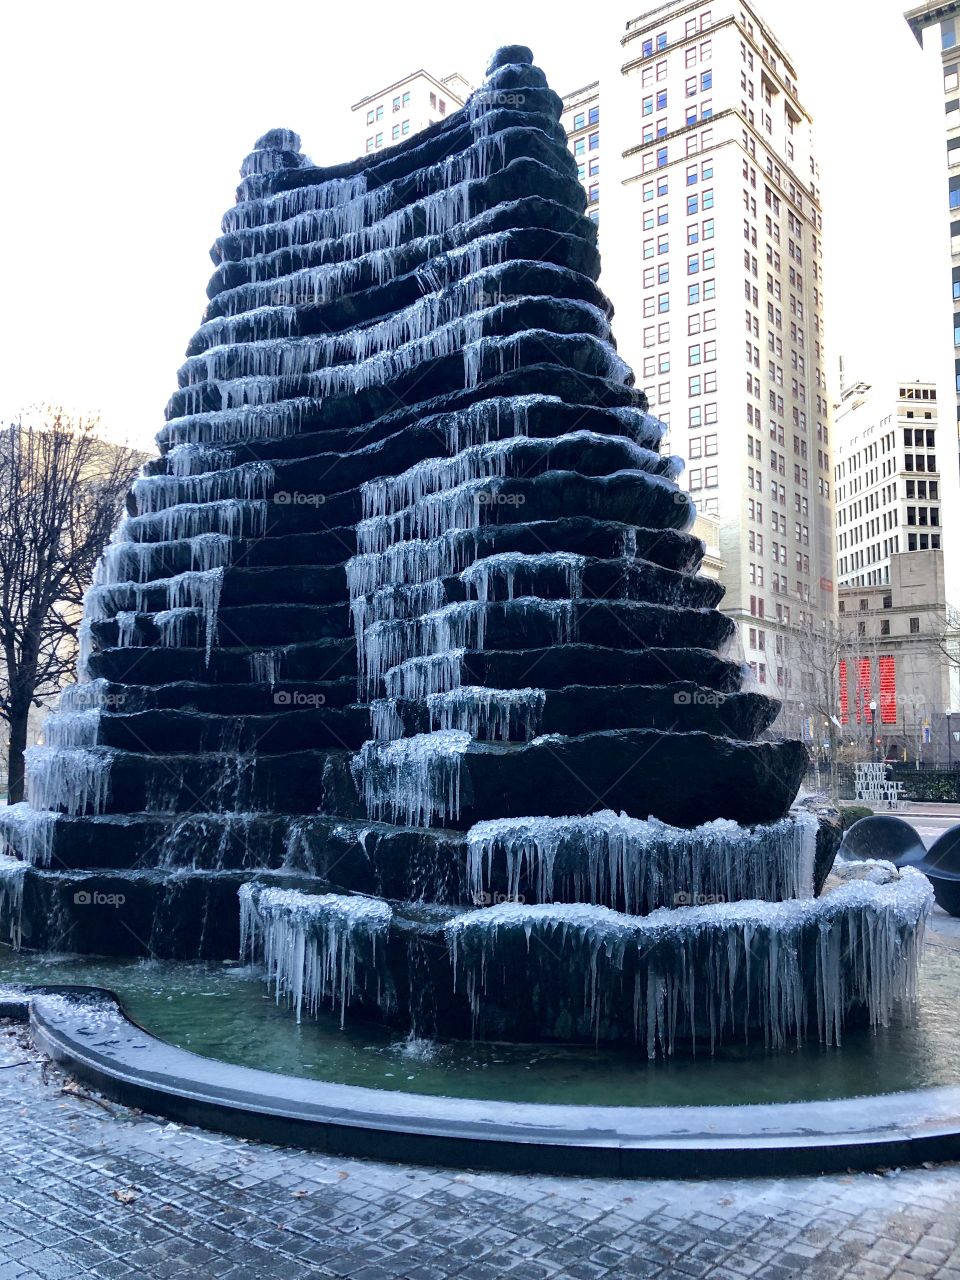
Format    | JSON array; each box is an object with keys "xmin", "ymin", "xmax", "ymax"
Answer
[
  {"xmin": 856, "ymin": 657, "xmax": 871, "ymax": 724},
  {"xmin": 839, "ymin": 659, "xmax": 848, "ymax": 725},
  {"xmin": 879, "ymin": 655, "xmax": 897, "ymax": 725}
]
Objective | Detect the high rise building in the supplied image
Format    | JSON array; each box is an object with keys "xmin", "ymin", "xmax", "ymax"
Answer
[
  {"xmin": 560, "ymin": 83, "xmax": 601, "ymax": 223},
  {"xmin": 905, "ymin": 3, "xmax": 960, "ymax": 439},
  {"xmin": 834, "ymin": 379, "xmax": 944, "ymax": 588},
  {"xmin": 833, "ymin": 377, "xmax": 953, "ymax": 759},
  {"xmin": 578, "ymin": 0, "xmax": 834, "ymax": 729},
  {"xmin": 351, "ymin": 70, "xmax": 472, "ymax": 156}
]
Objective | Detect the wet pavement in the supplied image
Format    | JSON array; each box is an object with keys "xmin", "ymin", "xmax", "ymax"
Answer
[{"xmin": 3, "ymin": 1021, "xmax": 960, "ymax": 1278}]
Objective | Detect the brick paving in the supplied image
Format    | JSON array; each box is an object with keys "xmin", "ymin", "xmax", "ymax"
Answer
[{"xmin": 2, "ymin": 1022, "xmax": 960, "ymax": 1278}]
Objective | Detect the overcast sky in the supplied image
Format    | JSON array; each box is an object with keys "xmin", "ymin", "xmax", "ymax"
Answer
[{"xmin": 0, "ymin": 0, "xmax": 950, "ymax": 448}]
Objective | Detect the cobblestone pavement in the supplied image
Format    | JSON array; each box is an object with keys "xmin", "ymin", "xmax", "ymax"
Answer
[{"xmin": 2, "ymin": 1024, "xmax": 960, "ymax": 1279}]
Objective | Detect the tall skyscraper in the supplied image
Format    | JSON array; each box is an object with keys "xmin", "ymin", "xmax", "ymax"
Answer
[
  {"xmin": 834, "ymin": 379, "xmax": 944, "ymax": 588},
  {"xmin": 575, "ymin": 1, "xmax": 835, "ymax": 732},
  {"xmin": 902, "ymin": 3, "xmax": 960, "ymax": 715},
  {"xmin": 905, "ymin": 4, "xmax": 960, "ymax": 451},
  {"xmin": 833, "ymin": 378, "xmax": 953, "ymax": 760}
]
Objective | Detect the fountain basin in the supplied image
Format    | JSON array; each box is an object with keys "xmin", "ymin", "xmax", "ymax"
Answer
[{"xmin": 3, "ymin": 945, "xmax": 960, "ymax": 1177}]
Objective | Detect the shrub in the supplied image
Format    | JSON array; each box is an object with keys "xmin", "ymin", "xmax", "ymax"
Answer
[{"xmin": 838, "ymin": 805, "xmax": 874, "ymax": 830}]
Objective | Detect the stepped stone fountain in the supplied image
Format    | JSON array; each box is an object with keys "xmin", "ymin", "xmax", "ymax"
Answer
[{"xmin": 0, "ymin": 46, "xmax": 931, "ymax": 1054}]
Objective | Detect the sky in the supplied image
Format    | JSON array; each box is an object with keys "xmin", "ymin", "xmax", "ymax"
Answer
[{"xmin": 0, "ymin": 0, "xmax": 952, "ymax": 449}]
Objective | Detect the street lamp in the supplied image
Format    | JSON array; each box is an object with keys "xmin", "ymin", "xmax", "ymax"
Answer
[
  {"xmin": 948, "ymin": 711, "xmax": 955, "ymax": 770},
  {"xmin": 869, "ymin": 700, "xmax": 878, "ymax": 762}
]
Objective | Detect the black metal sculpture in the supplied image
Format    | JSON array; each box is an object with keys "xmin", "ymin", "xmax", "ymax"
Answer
[{"xmin": 840, "ymin": 815, "xmax": 960, "ymax": 916}]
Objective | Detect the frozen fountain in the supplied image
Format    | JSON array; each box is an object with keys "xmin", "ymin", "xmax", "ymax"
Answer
[{"xmin": 0, "ymin": 45, "xmax": 931, "ymax": 1058}]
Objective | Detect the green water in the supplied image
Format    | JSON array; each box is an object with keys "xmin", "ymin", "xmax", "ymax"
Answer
[{"xmin": 2, "ymin": 941, "xmax": 959, "ymax": 1107}]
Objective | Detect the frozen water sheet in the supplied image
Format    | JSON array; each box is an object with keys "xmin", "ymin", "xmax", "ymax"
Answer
[
  {"xmin": 240, "ymin": 884, "xmax": 393, "ymax": 1025},
  {"xmin": 444, "ymin": 867, "xmax": 934, "ymax": 1054}
]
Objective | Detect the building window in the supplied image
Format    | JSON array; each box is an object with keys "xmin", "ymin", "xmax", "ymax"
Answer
[
  {"xmin": 574, "ymin": 112, "xmax": 585, "ymax": 129},
  {"xmin": 589, "ymin": 106, "xmax": 600, "ymax": 125},
  {"xmin": 910, "ymin": 616, "xmax": 920, "ymax": 633},
  {"xmin": 589, "ymin": 132, "xmax": 600, "ymax": 150}
]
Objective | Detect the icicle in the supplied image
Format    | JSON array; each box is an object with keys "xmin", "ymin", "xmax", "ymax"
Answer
[
  {"xmin": 0, "ymin": 804, "xmax": 58, "ymax": 868},
  {"xmin": 0, "ymin": 854, "xmax": 27, "ymax": 948},
  {"xmin": 250, "ymin": 649, "xmax": 284, "ymax": 685},
  {"xmin": 426, "ymin": 687, "xmax": 545, "ymax": 741},
  {"xmin": 43, "ymin": 709, "xmax": 102, "ymax": 749},
  {"xmin": 444, "ymin": 868, "xmax": 934, "ymax": 1054},
  {"xmin": 239, "ymin": 883, "xmax": 392, "ymax": 1026},
  {"xmin": 122, "ymin": 500, "xmax": 268, "ymax": 544},
  {"xmin": 384, "ymin": 650, "xmax": 466, "ymax": 700},
  {"xmin": 132, "ymin": 462, "xmax": 274, "ymax": 513},
  {"xmin": 166, "ymin": 568, "xmax": 223, "ymax": 664},
  {"xmin": 25, "ymin": 747, "xmax": 112, "ymax": 816},
  {"xmin": 351, "ymin": 730, "xmax": 471, "ymax": 828},
  {"xmin": 463, "ymin": 810, "xmax": 821, "ymax": 914},
  {"xmin": 460, "ymin": 552, "xmax": 585, "ymax": 605}
]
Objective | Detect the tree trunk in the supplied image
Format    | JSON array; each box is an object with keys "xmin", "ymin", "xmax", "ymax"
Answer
[{"xmin": 6, "ymin": 702, "xmax": 30, "ymax": 804}]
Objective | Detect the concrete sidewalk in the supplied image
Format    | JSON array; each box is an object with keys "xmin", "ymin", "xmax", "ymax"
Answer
[{"xmin": 2, "ymin": 1016, "xmax": 960, "ymax": 1278}]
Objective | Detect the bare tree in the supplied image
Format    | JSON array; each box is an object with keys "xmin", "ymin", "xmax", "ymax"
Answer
[
  {"xmin": 934, "ymin": 604, "xmax": 960, "ymax": 679},
  {"xmin": 777, "ymin": 618, "xmax": 848, "ymax": 792},
  {"xmin": 0, "ymin": 410, "xmax": 144, "ymax": 802}
]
